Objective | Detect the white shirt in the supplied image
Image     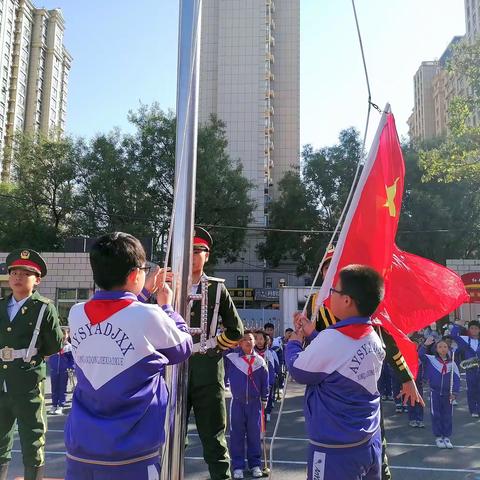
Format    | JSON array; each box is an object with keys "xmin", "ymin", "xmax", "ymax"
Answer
[{"xmin": 7, "ymin": 295, "xmax": 31, "ymax": 322}]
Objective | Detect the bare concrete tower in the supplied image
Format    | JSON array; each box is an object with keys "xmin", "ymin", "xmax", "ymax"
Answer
[{"xmin": 199, "ymin": 0, "xmax": 300, "ymax": 290}]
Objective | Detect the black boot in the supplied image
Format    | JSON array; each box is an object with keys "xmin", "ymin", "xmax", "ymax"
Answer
[
  {"xmin": 0, "ymin": 463, "xmax": 9, "ymax": 480},
  {"xmin": 24, "ymin": 464, "xmax": 44, "ymax": 480}
]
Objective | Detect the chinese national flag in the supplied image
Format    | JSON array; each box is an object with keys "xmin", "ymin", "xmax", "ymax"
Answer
[{"xmin": 316, "ymin": 107, "xmax": 469, "ymax": 377}]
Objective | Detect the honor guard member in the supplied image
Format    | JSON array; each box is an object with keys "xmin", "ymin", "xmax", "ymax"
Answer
[
  {"xmin": 188, "ymin": 227, "xmax": 244, "ymax": 480},
  {"xmin": 0, "ymin": 249, "xmax": 63, "ymax": 480}
]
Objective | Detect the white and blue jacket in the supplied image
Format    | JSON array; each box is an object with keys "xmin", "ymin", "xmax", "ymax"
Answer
[
  {"xmin": 418, "ymin": 345, "xmax": 460, "ymax": 395},
  {"xmin": 65, "ymin": 290, "xmax": 192, "ymax": 465},
  {"xmin": 225, "ymin": 350, "xmax": 269, "ymax": 403},
  {"xmin": 450, "ymin": 325, "xmax": 480, "ymax": 363},
  {"xmin": 286, "ymin": 316, "xmax": 385, "ymax": 447}
]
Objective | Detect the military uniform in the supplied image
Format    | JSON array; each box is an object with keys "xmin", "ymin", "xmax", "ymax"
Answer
[
  {"xmin": 188, "ymin": 227, "xmax": 244, "ymax": 479},
  {"xmin": 188, "ymin": 275, "xmax": 243, "ymax": 479},
  {"xmin": 0, "ymin": 250, "xmax": 63, "ymax": 480}
]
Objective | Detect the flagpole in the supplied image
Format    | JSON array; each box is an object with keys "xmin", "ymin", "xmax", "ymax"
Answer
[{"xmin": 161, "ymin": 1, "xmax": 202, "ymax": 478}]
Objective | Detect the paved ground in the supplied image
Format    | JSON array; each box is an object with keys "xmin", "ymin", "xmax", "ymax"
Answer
[{"xmin": 7, "ymin": 373, "xmax": 480, "ymax": 479}]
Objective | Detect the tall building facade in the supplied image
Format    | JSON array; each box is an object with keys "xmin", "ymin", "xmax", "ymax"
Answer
[
  {"xmin": 0, "ymin": 0, "xmax": 71, "ymax": 181},
  {"xmin": 199, "ymin": 0, "xmax": 301, "ymax": 291},
  {"xmin": 465, "ymin": 0, "xmax": 480, "ymax": 41},
  {"xmin": 408, "ymin": 61, "xmax": 438, "ymax": 141},
  {"xmin": 409, "ymin": 1, "xmax": 479, "ymax": 142}
]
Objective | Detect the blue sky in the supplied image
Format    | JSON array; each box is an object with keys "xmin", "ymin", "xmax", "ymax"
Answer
[{"xmin": 39, "ymin": 0, "xmax": 465, "ymax": 149}]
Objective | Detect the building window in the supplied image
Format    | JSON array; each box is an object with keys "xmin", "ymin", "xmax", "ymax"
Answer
[
  {"xmin": 237, "ymin": 276, "xmax": 248, "ymax": 288},
  {"xmin": 0, "ymin": 287, "xmax": 12, "ymax": 297},
  {"xmin": 265, "ymin": 277, "xmax": 273, "ymax": 288},
  {"xmin": 56, "ymin": 288, "xmax": 92, "ymax": 324}
]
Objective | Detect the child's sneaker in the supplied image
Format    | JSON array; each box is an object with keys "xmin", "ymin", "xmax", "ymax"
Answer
[
  {"xmin": 408, "ymin": 420, "xmax": 418, "ymax": 427},
  {"xmin": 54, "ymin": 406, "xmax": 63, "ymax": 415},
  {"xmin": 417, "ymin": 421, "xmax": 425, "ymax": 428},
  {"xmin": 48, "ymin": 406, "xmax": 57, "ymax": 415},
  {"xmin": 443, "ymin": 437, "xmax": 453, "ymax": 449},
  {"xmin": 233, "ymin": 469, "xmax": 244, "ymax": 479},
  {"xmin": 435, "ymin": 437, "xmax": 446, "ymax": 448},
  {"xmin": 471, "ymin": 412, "xmax": 479, "ymax": 418},
  {"xmin": 395, "ymin": 405, "xmax": 403, "ymax": 413},
  {"xmin": 251, "ymin": 466, "xmax": 263, "ymax": 478},
  {"xmin": 402, "ymin": 406, "xmax": 409, "ymax": 413},
  {"xmin": 451, "ymin": 399, "xmax": 458, "ymax": 406},
  {"xmin": 381, "ymin": 395, "xmax": 387, "ymax": 401}
]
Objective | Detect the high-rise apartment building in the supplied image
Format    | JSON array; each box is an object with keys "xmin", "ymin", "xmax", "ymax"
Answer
[
  {"xmin": 465, "ymin": 0, "xmax": 480, "ymax": 41},
  {"xmin": 409, "ymin": 61, "xmax": 438, "ymax": 141},
  {"xmin": 409, "ymin": 2, "xmax": 479, "ymax": 142},
  {"xmin": 432, "ymin": 36, "xmax": 465, "ymax": 137},
  {"xmin": 199, "ymin": 0, "xmax": 300, "ymax": 290},
  {"xmin": 0, "ymin": 0, "xmax": 71, "ymax": 181}
]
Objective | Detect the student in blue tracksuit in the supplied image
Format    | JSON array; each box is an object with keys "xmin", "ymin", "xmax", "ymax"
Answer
[
  {"xmin": 47, "ymin": 328, "xmax": 74, "ymax": 415},
  {"xmin": 449, "ymin": 320, "xmax": 480, "ymax": 417},
  {"xmin": 254, "ymin": 330, "xmax": 277, "ymax": 422},
  {"xmin": 408, "ymin": 339, "xmax": 425, "ymax": 428},
  {"xmin": 419, "ymin": 337, "xmax": 460, "ymax": 449},
  {"xmin": 225, "ymin": 331, "xmax": 269, "ymax": 480},
  {"xmin": 65, "ymin": 232, "xmax": 192, "ymax": 480},
  {"xmin": 286, "ymin": 265, "xmax": 385, "ymax": 480}
]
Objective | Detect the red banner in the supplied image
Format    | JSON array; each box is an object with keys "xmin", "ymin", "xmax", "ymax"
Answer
[{"xmin": 462, "ymin": 272, "xmax": 480, "ymax": 304}]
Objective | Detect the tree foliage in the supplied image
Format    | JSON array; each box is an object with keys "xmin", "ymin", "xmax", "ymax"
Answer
[
  {"xmin": 259, "ymin": 128, "xmax": 479, "ymax": 277},
  {"xmin": 1, "ymin": 105, "xmax": 254, "ymax": 264},
  {"xmin": 398, "ymin": 144, "xmax": 480, "ymax": 262},
  {"xmin": 420, "ymin": 38, "xmax": 480, "ymax": 182},
  {"xmin": 258, "ymin": 128, "xmax": 361, "ymax": 275}
]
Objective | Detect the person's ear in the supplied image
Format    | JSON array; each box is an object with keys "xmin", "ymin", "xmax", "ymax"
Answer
[
  {"xmin": 34, "ymin": 276, "xmax": 41, "ymax": 287},
  {"xmin": 205, "ymin": 251, "xmax": 210, "ymax": 263},
  {"xmin": 127, "ymin": 268, "xmax": 139, "ymax": 284}
]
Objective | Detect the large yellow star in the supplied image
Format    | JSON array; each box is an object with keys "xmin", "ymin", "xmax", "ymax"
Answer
[{"xmin": 383, "ymin": 177, "xmax": 399, "ymax": 217}]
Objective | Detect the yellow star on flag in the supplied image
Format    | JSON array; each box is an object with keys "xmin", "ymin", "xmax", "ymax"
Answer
[{"xmin": 383, "ymin": 178, "xmax": 399, "ymax": 217}]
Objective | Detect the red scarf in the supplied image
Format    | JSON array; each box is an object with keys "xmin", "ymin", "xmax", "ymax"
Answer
[
  {"xmin": 242, "ymin": 354, "xmax": 256, "ymax": 376},
  {"xmin": 439, "ymin": 357, "xmax": 449, "ymax": 375}
]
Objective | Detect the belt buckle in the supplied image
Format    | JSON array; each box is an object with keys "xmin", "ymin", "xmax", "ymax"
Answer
[{"xmin": 0, "ymin": 347, "xmax": 14, "ymax": 362}]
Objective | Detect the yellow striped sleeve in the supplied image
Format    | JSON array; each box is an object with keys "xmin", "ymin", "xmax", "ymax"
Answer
[
  {"xmin": 392, "ymin": 351, "xmax": 402, "ymax": 361},
  {"xmin": 216, "ymin": 332, "xmax": 238, "ymax": 350}
]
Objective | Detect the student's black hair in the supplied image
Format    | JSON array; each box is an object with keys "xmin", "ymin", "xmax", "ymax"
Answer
[
  {"xmin": 468, "ymin": 320, "xmax": 480, "ymax": 329},
  {"xmin": 338, "ymin": 265, "xmax": 384, "ymax": 317},
  {"xmin": 285, "ymin": 328, "xmax": 294, "ymax": 333},
  {"xmin": 255, "ymin": 330, "xmax": 268, "ymax": 342},
  {"xmin": 264, "ymin": 322, "xmax": 275, "ymax": 330},
  {"xmin": 90, "ymin": 232, "xmax": 146, "ymax": 290}
]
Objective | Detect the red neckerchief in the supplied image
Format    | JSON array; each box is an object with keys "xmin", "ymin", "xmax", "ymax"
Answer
[
  {"xmin": 242, "ymin": 354, "xmax": 256, "ymax": 375},
  {"xmin": 241, "ymin": 354, "xmax": 260, "ymax": 393},
  {"xmin": 438, "ymin": 357, "xmax": 449, "ymax": 375},
  {"xmin": 84, "ymin": 299, "xmax": 135, "ymax": 325}
]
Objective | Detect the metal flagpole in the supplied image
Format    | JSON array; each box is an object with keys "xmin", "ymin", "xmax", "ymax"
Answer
[{"xmin": 161, "ymin": 1, "xmax": 202, "ymax": 478}]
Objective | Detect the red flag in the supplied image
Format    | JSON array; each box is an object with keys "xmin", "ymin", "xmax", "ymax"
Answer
[{"xmin": 316, "ymin": 107, "xmax": 468, "ymax": 377}]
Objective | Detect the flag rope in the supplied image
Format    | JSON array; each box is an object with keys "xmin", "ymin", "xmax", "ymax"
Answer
[{"xmin": 269, "ymin": 1, "xmax": 382, "ymax": 475}]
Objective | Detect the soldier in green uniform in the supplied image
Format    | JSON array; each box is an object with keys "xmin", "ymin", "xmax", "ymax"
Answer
[
  {"xmin": 187, "ymin": 227, "xmax": 244, "ymax": 480},
  {"xmin": 0, "ymin": 249, "xmax": 63, "ymax": 480}
]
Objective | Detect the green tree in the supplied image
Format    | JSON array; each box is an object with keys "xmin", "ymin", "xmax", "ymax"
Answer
[
  {"xmin": 196, "ymin": 115, "xmax": 254, "ymax": 264},
  {"xmin": 3, "ymin": 134, "xmax": 80, "ymax": 251},
  {"xmin": 74, "ymin": 106, "xmax": 254, "ymax": 264},
  {"xmin": 420, "ymin": 38, "xmax": 480, "ymax": 182},
  {"xmin": 259, "ymin": 128, "xmax": 362, "ymax": 275},
  {"xmin": 398, "ymin": 144, "xmax": 480, "ymax": 262}
]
